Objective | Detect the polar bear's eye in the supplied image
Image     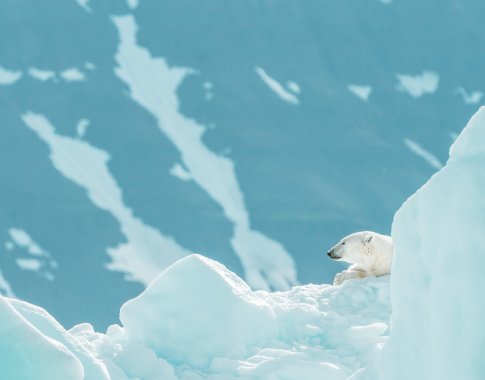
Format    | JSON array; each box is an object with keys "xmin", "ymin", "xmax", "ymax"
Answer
[{"xmin": 341, "ymin": 242, "xmax": 346, "ymax": 245}]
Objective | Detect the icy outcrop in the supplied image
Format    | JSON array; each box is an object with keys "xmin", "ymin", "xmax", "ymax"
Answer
[
  {"xmin": 0, "ymin": 254, "xmax": 390, "ymax": 379},
  {"xmin": 9, "ymin": 299, "xmax": 110, "ymax": 379},
  {"xmin": 364, "ymin": 107, "xmax": 485, "ymax": 379},
  {"xmin": 97, "ymin": 256, "xmax": 390, "ymax": 379},
  {"xmin": 0, "ymin": 297, "xmax": 84, "ymax": 380},
  {"xmin": 120, "ymin": 254, "xmax": 279, "ymax": 367}
]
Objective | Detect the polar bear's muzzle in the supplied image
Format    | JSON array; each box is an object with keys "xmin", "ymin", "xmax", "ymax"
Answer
[{"xmin": 327, "ymin": 249, "xmax": 341, "ymax": 260}]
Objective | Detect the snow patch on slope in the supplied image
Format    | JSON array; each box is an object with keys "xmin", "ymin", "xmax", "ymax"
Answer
[
  {"xmin": 8, "ymin": 228, "xmax": 58, "ymax": 281},
  {"xmin": 112, "ymin": 14, "xmax": 297, "ymax": 290},
  {"xmin": 348, "ymin": 84, "xmax": 372, "ymax": 101},
  {"xmin": 287, "ymin": 81, "xmax": 301, "ymax": 95},
  {"xmin": 170, "ymin": 163, "xmax": 192, "ymax": 181},
  {"xmin": 255, "ymin": 67, "xmax": 300, "ymax": 105},
  {"xmin": 456, "ymin": 87, "xmax": 483, "ymax": 105},
  {"xmin": 127, "ymin": 0, "xmax": 139, "ymax": 10},
  {"xmin": 397, "ymin": 71, "xmax": 439, "ymax": 98},
  {"xmin": 28, "ymin": 68, "xmax": 56, "ymax": 82},
  {"xmin": 404, "ymin": 138, "xmax": 443, "ymax": 170},
  {"xmin": 60, "ymin": 68, "xmax": 86, "ymax": 82},
  {"xmin": 75, "ymin": 0, "xmax": 92, "ymax": 13},
  {"xmin": 22, "ymin": 112, "xmax": 190, "ymax": 285},
  {"xmin": 76, "ymin": 119, "xmax": 89, "ymax": 139},
  {"xmin": 0, "ymin": 66, "xmax": 22, "ymax": 85},
  {"xmin": 0, "ymin": 271, "xmax": 14, "ymax": 297}
]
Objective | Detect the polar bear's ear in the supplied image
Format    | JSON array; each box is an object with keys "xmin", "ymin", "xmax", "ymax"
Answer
[{"xmin": 363, "ymin": 233, "xmax": 374, "ymax": 244}]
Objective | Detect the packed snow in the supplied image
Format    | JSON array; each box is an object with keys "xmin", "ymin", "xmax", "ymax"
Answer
[
  {"xmin": 255, "ymin": 67, "xmax": 300, "ymax": 105},
  {"xmin": 112, "ymin": 14, "xmax": 297, "ymax": 291},
  {"xmin": 0, "ymin": 65, "xmax": 22, "ymax": 85},
  {"xmin": 403, "ymin": 138, "xmax": 443, "ymax": 170},
  {"xmin": 22, "ymin": 112, "xmax": 191, "ymax": 285},
  {"xmin": 396, "ymin": 71, "xmax": 439, "ymax": 98},
  {"xmin": 347, "ymin": 85, "xmax": 372, "ymax": 101}
]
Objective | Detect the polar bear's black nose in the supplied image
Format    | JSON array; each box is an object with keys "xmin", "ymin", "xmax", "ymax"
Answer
[{"xmin": 327, "ymin": 250, "xmax": 334, "ymax": 258}]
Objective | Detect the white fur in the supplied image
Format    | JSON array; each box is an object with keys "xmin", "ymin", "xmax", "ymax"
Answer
[{"xmin": 327, "ymin": 231, "xmax": 393, "ymax": 285}]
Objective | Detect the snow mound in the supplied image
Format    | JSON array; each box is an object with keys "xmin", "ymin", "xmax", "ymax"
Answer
[
  {"xmin": 363, "ymin": 107, "xmax": 485, "ymax": 379},
  {"xmin": 120, "ymin": 254, "xmax": 279, "ymax": 368}
]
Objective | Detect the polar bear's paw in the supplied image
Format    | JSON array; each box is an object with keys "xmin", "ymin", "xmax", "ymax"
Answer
[{"xmin": 333, "ymin": 269, "xmax": 367, "ymax": 286}]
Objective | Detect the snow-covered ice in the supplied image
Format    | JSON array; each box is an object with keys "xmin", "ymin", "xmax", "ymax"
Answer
[
  {"xmin": 361, "ymin": 107, "xmax": 485, "ymax": 379},
  {"xmin": 396, "ymin": 71, "xmax": 439, "ymax": 98},
  {"xmin": 112, "ymin": 14, "xmax": 297, "ymax": 291},
  {"xmin": 0, "ymin": 254, "xmax": 391, "ymax": 379},
  {"xmin": 0, "ymin": 296, "xmax": 84, "ymax": 380},
  {"xmin": 403, "ymin": 138, "xmax": 443, "ymax": 170},
  {"xmin": 22, "ymin": 112, "xmax": 190, "ymax": 285},
  {"xmin": 255, "ymin": 67, "xmax": 300, "ymax": 105}
]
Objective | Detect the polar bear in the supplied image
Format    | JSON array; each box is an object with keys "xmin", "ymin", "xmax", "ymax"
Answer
[{"xmin": 326, "ymin": 231, "xmax": 393, "ymax": 285}]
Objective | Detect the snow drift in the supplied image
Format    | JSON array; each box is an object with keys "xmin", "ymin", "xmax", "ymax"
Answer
[{"xmin": 2, "ymin": 107, "xmax": 485, "ymax": 379}]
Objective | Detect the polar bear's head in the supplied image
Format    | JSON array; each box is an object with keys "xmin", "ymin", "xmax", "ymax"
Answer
[{"xmin": 326, "ymin": 231, "xmax": 376, "ymax": 265}]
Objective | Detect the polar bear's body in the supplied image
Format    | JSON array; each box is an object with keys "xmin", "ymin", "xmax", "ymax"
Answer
[{"xmin": 327, "ymin": 231, "xmax": 393, "ymax": 285}]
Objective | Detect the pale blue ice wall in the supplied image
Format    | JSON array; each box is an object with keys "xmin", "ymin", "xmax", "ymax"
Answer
[{"xmin": 0, "ymin": 0, "xmax": 483, "ymax": 329}]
